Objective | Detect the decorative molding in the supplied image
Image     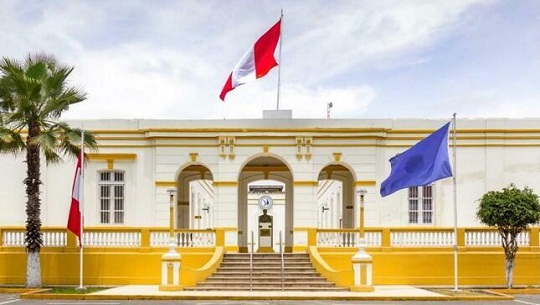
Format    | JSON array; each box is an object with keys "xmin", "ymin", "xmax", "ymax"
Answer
[
  {"xmin": 218, "ymin": 136, "xmax": 235, "ymax": 159},
  {"xmin": 263, "ymin": 145, "xmax": 269, "ymax": 153},
  {"xmin": 295, "ymin": 137, "xmax": 312, "ymax": 160},
  {"xmin": 293, "ymin": 181, "xmax": 319, "ymax": 187},
  {"xmin": 333, "ymin": 152, "xmax": 342, "ymax": 162},
  {"xmin": 355, "ymin": 180, "xmax": 377, "ymax": 186},
  {"xmin": 213, "ymin": 181, "xmax": 238, "ymax": 187},
  {"xmin": 189, "ymin": 153, "xmax": 198, "ymax": 162},
  {"xmin": 87, "ymin": 153, "xmax": 137, "ymax": 161},
  {"xmin": 87, "ymin": 153, "xmax": 137, "ymax": 170},
  {"xmin": 155, "ymin": 181, "xmax": 176, "ymax": 187}
]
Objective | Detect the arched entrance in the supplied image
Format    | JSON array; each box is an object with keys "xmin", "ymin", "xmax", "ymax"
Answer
[
  {"xmin": 317, "ymin": 164, "xmax": 356, "ymax": 229},
  {"xmin": 176, "ymin": 164, "xmax": 214, "ymax": 229},
  {"xmin": 238, "ymin": 155, "xmax": 293, "ymax": 253}
]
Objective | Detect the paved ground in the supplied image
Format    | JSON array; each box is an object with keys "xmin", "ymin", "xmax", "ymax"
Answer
[
  {"xmin": 2, "ymin": 285, "xmax": 540, "ymax": 304},
  {"xmin": 3, "ymin": 297, "xmax": 540, "ymax": 305},
  {"xmin": 89, "ymin": 285, "xmax": 444, "ymax": 298}
]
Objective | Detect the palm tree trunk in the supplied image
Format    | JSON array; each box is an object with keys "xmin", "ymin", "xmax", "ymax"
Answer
[{"xmin": 25, "ymin": 122, "xmax": 42, "ymax": 288}]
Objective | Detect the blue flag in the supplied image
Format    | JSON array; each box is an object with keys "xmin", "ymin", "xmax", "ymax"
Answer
[{"xmin": 380, "ymin": 122, "xmax": 453, "ymax": 197}]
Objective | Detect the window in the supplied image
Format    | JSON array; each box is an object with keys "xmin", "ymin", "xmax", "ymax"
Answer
[
  {"xmin": 408, "ymin": 185, "xmax": 433, "ymax": 224},
  {"xmin": 99, "ymin": 171, "xmax": 125, "ymax": 224}
]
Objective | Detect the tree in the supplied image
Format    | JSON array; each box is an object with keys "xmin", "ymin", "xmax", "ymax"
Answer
[
  {"xmin": 0, "ymin": 54, "xmax": 97, "ymax": 287},
  {"xmin": 476, "ymin": 184, "xmax": 540, "ymax": 288}
]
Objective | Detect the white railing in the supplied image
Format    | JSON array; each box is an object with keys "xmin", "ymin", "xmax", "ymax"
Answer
[
  {"xmin": 2, "ymin": 230, "xmax": 67, "ymax": 247},
  {"xmin": 317, "ymin": 230, "xmax": 382, "ymax": 247},
  {"xmin": 2, "ymin": 231, "xmax": 25, "ymax": 247},
  {"xmin": 83, "ymin": 231, "xmax": 141, "ymax": 247},
  {"xmin": 1, "ymin": 228, "xmax": 215, "ymax": 248},
  {"xmin": 465, "ymin": 230, "xmax": 530, "ymax": 247},
  {"xmin": 391, "ymin": 230, "xmax": 454, "ymax": 247},
  {"xmin": 150, "ymin": 230, "xmax": 215, "ymax": 247},
  {"xmin": 42, "ymin": 231, "xmax": 67, "ymax": 247}
]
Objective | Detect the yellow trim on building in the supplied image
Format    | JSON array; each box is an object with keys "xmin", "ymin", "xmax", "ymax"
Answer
[
  {"xmin": 355, "ymin": 180, "xmax": 377, "ymax": 186},
  {"xmin": 213, "ymin": 181, "xmax": 238, "ymax": 187},
  {"xmin": 87, "ymin": 153, "xmax": 137, "ymax": 161},
  {"xmin": 155, "ymin": 181, "xmax": 176, "ymax": 187},
  {"xmin": 293, "ymin": 181, "xmax": 319, "ymax": 187}
]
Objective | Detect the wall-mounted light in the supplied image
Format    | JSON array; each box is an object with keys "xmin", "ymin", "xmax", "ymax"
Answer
[
  {"xmin": 202, "ymin": 204, "xmax": 210, "ymax": 213},
  {"xmin": 322, "ymin": 204, "xmax": 330, "ymax": 213}
]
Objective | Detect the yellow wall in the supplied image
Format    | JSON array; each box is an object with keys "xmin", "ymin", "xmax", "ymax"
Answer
[
  {"xmin": 2, "ymin": 226, "xmax": 540, "ymax": 287},
  {"xmin": 316, "ymin": 250, "xmax": 540, "ymax": 286}
]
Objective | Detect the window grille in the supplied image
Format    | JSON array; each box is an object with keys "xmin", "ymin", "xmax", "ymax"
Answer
[
  {"xmin": 408, "ymin": 185, "xmax": 433, "ymax": 224},
  {"xmin": 99, "ymin": 171, "xmax": 125, "ymax": 224}
]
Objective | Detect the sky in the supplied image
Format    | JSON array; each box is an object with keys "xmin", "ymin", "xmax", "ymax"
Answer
[{"xmin": 1, "ymin": 0, "xmax": 539, "ymax": 120}]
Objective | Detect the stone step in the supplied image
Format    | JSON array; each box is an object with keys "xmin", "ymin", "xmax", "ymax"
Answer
[
  {"xmin": 189, "ymin": 253, "xmax": 346, "ymax": 291},
  {"xmin": 184, "ymin": 286, "xmax": 348, "ymax": 291},
  {"xmin": 196, "ymin": 281, "xmax": 338, "ymax": 288},
  {"xmin": 220, "ymin": 262, "xmax": 313, "ymax": 267},
  {"xmin": 206, "ymin": 278, "xmax": 330, "ymax": 283},
  {"xmin": 224, "ymin": 253, "xmax": 309, "ymax": 257},
  {"xmin": 213, "ymin": 271, "xmax": 321, "ymax": 277},
  {"xmin": 218, "ymin": 265, "xmax": 315, "ymax": 271},
  {"xmin": 221, "ymin": 259, "xmax": 312, "ymax": 264}
]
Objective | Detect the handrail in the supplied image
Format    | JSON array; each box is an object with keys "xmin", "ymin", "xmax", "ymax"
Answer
[
  {"xmin": 280, "ymin": 231, "xmax": 284, "ymax": 291},
  {"xmin": 250, "ymin": 231, "xmax": 253, "ymax": 292}
]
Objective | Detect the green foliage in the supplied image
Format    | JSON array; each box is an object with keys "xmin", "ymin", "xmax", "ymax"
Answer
[
  {"xmin": 0, "ymin": 53, "xmax": 98, "ymax": 287},
  {"xmin": 477, "ymin": 184, "xmax": 540, "ymax": 288},
  {"xmin": 46, "ymin": 287, "xmax": 107, "ymax": 294},
  {"xmin": 477, "ymin": 184, "xmax": 540, "ymax": 231},
  {"xmin": 0, "ymin": 54, "xmax": 98, "ymax": 163}
]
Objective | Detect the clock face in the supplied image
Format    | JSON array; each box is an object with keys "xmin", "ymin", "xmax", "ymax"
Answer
[{"xmin": 258, "ymin": 195, "xmax": 274, "ymax": 209}]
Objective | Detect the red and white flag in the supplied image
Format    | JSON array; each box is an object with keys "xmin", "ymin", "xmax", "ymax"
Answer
[
  {"xmin": 67, "ymin": 154, "xmax": 82, "ymax": 244},
  {"xmin": 219, "ymin": 19, "xmax": 281, "ymax": 101}
]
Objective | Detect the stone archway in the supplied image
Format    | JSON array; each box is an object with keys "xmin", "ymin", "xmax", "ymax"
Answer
[
  {"xmin": 237, "ymin": 155, "xmax": 294, "ymax": 253},
  {"xmin": 317, "ymin": 164, "xmax": 356, "ymax": 229},
  {"xmin": 176, "ymin": 164, "xmax": 214, "ymax": 229}
]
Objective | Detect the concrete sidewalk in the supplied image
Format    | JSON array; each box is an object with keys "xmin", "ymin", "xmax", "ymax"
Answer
[
  {"xmin": 19, "ymin": 285, "xmax": 514, "ymax": 301},
  {"xmin": 91, "ymin": 285, "xmax": 442, "ymax": 298}
]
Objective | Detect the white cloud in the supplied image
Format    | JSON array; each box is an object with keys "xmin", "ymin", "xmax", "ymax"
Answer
[{"xmin": 2, "ymin": 0, "xmax": 538, "ymax": 121}]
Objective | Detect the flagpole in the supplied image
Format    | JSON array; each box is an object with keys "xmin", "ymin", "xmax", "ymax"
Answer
[
  {"xmin": 452, "ymin": 113, "xmax": 458, "ymax": 291},
  {"xmin": 276, "ymin": 9, "xmax": 283, "ymax": 110},
  {"xmin": 79, "ymin": 130, "xmax": 84, "ymax": 290}
]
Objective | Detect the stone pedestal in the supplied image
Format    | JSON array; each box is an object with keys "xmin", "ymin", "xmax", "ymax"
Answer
[
  {"xmin": 350, "ymin": 239, "xmax": 374, "ymax": 292},
  {"xmin": 159, "ymin": 242, "xmax": 183, "ymax": 291}
]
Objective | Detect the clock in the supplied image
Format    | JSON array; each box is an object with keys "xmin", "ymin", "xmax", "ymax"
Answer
[{"xmin": 258, "ymin": 195, "xmax": 274, "ymax": 209}]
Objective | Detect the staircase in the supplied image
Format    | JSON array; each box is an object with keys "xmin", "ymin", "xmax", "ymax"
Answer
[{"xmin": 185, "ymin": 253, "xmax": 348, "ymax": 291}]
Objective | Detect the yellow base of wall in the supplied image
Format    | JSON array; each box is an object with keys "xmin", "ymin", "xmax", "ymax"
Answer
[{"xmin": 1, "ymin": 247, "xmax": 538, "ymax": 287}]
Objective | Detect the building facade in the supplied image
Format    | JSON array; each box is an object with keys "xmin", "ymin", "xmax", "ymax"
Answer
[{"xmin": 2, "ymin": 117, "xmax": 540, "ymax": 252}]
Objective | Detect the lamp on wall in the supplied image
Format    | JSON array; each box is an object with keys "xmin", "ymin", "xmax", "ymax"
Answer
[
  {"xmin": 202, "ymin": 204, "xmax": 210, "ymax": 213},
  {"xmin": 357, "ymin": 188, "xmax": 367, "ymax": 239},
  {"xmin": 322, "ymin": 204, "xmax": 330, "ymax": 213},
  {"xmin": 350, "ymin": 188, "xmax": 373, "ymax": 292},
  {"xmin": 167, "ymin": 188, "xmax": 176, "ymax": 240},
  {"xmin": 159, "ymin": 187, "xmax": 183, "ymax": 291}
]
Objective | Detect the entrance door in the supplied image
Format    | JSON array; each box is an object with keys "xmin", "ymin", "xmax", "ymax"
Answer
[{"xmin": 257, "ymin": 209, "xmax": 273, "ymax": 252}]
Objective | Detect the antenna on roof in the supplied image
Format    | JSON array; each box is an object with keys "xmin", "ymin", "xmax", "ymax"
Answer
[{"xmin": 327, "ymin": 102, "xmax": 333, "ymax": 119}]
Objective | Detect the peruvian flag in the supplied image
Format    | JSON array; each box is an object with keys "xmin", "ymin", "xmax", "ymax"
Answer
[
  {"xmin": 219, "ymin": 19, "xmax": 281, "ymax": 101},
  {"xmin": 67, "ymin": 154, "xmax": 82, "ymax": 245}
]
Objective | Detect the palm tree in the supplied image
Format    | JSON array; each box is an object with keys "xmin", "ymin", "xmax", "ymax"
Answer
[{"xmin": 0, "ymin": 54, "xmax": 97, "ymax": 287}]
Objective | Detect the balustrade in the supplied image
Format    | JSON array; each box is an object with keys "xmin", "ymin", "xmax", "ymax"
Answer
[
  {"xmin": 0, "ymin": 227, "xmax": 216, "ymax": 248},
  {"xmin": 1, "ymin": 227, "xmax": 537, "ymax": 250}
]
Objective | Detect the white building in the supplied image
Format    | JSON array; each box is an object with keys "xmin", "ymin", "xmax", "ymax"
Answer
[{"xmin": 1, "ymin": 117, "xmax": 539, "ymax": 252}]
